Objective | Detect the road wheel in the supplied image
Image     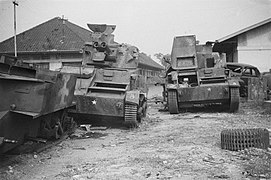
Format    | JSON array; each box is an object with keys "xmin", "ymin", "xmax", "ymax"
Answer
[
  {"xmin": 229, "ymin": 87, "xmax": 240, "ymax": 113},
  {"xmin": 168, "ymin": 90, "xmax": 179, "ymax": 114},
  {"xmin": 124, "ymin": 104, "xmax": 138, "ymax": 128},
  {"xmin": 221, "ymin": 128, "xmax": 270, "ymax": 151}
]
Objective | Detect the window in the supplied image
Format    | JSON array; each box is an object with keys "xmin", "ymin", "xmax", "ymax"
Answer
[
  {"xmin": 35, "ymin": 63, "xmax": 49, "ymax": 70},
  {"xmin": 251, "ymin": 69, "xmax": 256, "ymax": 76},
  {"xmin": 243, "ymin": 68, "xmax": 251, "ymax": 76},
  {"xmin": 226, "ymin": 65, "xmax": 242, "ymax": 73}
]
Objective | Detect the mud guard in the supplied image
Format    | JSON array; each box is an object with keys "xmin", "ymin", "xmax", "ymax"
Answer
[
  {"xmin": 125, "ymin": 90, "xmax": 140, "ymax": 105},
  {"xmin": 124, "ymin": 90, "xmax": 140, "ymax": 127}
]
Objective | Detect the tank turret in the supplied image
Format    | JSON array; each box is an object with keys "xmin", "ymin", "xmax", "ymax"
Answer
[{"xmin": 83, "ymin": 24, "xmax": 139, "ymax": 69}]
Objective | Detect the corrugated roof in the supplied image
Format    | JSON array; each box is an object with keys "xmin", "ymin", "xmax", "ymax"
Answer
[
  {"xmin": 0, "ymin": 17, "xmax": 92, "ymax": 53},
  {"xmin": 216, "ymin": 17, "xmax": 271, "ymax": 43}
]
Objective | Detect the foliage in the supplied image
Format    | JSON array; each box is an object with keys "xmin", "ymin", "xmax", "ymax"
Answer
[{"xmin": 154, "ymin": 53, "xmax": 170, "ymax": 68}]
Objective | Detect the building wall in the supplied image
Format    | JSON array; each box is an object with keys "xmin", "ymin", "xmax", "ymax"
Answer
[
  {"xmin": 16, "ymin": 52, "xmax": 83, "ymax": 70},
  {"xmin": 226, "ymin": 49, "xmax": 238, "ymax": 63},
  {"xmin": 237, "ymin": 23, "xmax": 271, "ymax": 72}
]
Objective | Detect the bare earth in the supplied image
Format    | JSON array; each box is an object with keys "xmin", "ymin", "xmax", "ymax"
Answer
[{"xmin": 0, "ymin": 95, "xmax": 271, "ymax": 179}]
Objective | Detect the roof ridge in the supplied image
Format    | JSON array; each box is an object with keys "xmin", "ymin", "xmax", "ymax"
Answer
[
  {"xmin": 1, "ymin": 17, "xmax": 60, "ymax": 43},
  {"xmin": 217, "ymin": 17, "xmax": 271, "ymax": 42},
  {"xmin": 65, "ymin": 20, "xmax": 91, "ymax": 42}
]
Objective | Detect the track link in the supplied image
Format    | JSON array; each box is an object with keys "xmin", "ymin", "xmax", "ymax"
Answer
[
  {"xmin": 229, "ymin": 87, "xmax": 240, "ymax": 113},
  {"xmin": 221, "ymin": 128, "xmax": 270, "ymax": 151},
  {"xmin": 168, "ymin": 90, "xmax": 179, "ymax": 114},
  {"xmin": 124, "ymin": 104, "xmax": 138, "ymax": 128}
]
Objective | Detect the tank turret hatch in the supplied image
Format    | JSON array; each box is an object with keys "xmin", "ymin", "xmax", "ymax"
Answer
[{"xmin": 87, "ymin": 24, "xmax": 116, "ymax": 35}]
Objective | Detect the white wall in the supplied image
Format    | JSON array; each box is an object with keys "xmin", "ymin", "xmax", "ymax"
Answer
[
  {"xmin": 49, "ymin": 62, "xmax": 62, "ymax": 71},
  {"xmin": 238, "ymin": 50, "xmax": 271, "ymax": 72},
  {"xmin": 237, "ymin": 22, "xmax": 271, "ymax": 72}
]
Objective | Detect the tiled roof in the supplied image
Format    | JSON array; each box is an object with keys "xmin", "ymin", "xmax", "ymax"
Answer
[
  {"xmin": 0, "ymin": 17, "xmax": 92, "ymax": 53},
  {"xmin": 0, "ymin": 17, "xmax": 164, "ymax": 70},
  {"xmin": 138, "ymin": 53, "xmax": 164, "ymax": 70}
]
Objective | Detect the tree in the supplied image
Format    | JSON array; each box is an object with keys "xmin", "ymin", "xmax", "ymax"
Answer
[{"xmin": 154, "ymin": 53, "xmax": 170, "ymax": 68}]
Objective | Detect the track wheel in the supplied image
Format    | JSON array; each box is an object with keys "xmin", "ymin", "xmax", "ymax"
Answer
[
  {"xmin": 168, "ymin": 90, "xmax": 179, "ymax": 114},
  {"xmin": 124, "ymin": 104, "xmax": 138, "ymax": 128},
  {"xmin": 221, "ymin": 128, "xmax": 270, "ymax": 151},
  {"xmin": 229, "ymin": 88, "xmax": 240, "ymax": 113}
]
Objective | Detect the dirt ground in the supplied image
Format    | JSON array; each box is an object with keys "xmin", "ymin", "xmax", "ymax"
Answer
[{"xmin": 0, "ymin": 86, "xmax": 271, "ymax": 180}]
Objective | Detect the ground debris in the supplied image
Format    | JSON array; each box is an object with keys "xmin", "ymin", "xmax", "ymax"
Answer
[
  {"xmin": 89, "ymin": 126, "xmax": 108, "ymax": 131},
  {"xmin": 145, "ymin": 171, "xmax": 151, "ymax": 178},
  {"xmin": 202, "ymin": 154, "xmax": 225, "ymax": 164},
  {"xmin": 2, "ymin": 101, "xmax": 271, "ymax": 180},
  {"xmin": 237, "ymin": 148, "xmax": 271, "ymax": 178},
  {"xmin": 72, "ymin": 147, "xmax": 86, "ymax": 150},
  {"xmin": 70, "ymin": 128, "xmax": 108, "ymax": 139},
  {"xmin": 56, "ymin": 162, "xmax": 97, "ymax": 179},
  {"xmin": 79, "ymin": 124, "xmax": 92, "ymax": 131},
  {"xmin": 213, "ymin": 174, "xmax": 230, "ymax": 179}
]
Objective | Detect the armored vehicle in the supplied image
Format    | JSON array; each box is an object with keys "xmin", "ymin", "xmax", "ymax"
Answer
[
  {"xmin": 63, "ymin": 24, "xmax": 147, "ymax": 127},
  {"xmin": 0, "ymin": 55, "xmax": 76, "ymax": 153},
  {"xmin": 164, "ymin": 35, "xmax": 240, "ymax": 114}
]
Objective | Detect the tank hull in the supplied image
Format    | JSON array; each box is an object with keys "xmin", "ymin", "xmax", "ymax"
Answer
[
  {"xmin": 0, "ymin": 57, "xmax": 76, "ymax": 153},
  {"xmin": 70, "ymin": 68, "xmax": 147, "ymax": 126},
  {"xmin": 172, "ymin": 83, "xmax": 230, "ymax": 106},
  {"xmin": 75, "ymin": 93, "xmax": 125, "ymax": 117}
]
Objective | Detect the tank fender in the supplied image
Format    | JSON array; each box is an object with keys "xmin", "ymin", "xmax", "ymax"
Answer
[
  {"xmin": 228, "ymin": 79, "xmax": 240, "ymax": 88},
  {"xmin": 125, "ymin": 90, "xmax": 140, "ymax": 105}
]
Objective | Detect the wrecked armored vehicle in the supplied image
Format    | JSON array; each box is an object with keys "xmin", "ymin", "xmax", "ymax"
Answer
[
  {"xmin": 224, "ymin": 62, "xmax": 261, "ymax": 98},
  {"xmin": 62, "ymin": 24, "xmax": 147, "ymax": 127},
  {"xmin": 164, "ymin": 35, "xmax": 240, "ymax": 114},
  {"xmin": 0, "ymin": 55, "xmax": 76, "ymax": 153}
]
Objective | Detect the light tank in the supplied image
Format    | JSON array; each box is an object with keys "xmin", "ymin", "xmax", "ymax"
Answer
[
  {"xmin": 63, "ymin": 24, "xmax": 148, "ymax": 127},
  {"xmin": 164, "ymin": 35, "xmax": 240, "ymax": 114}
]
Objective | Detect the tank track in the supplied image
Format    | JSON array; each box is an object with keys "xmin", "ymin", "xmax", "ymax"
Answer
[
  {"xmin": 3, "ymin": 110, "xmax": 76, "ymax": 154},
  {"xmin": 168, "ymin": 90, "xmax": 179, "ymax": 114},
  {"xmin": 229, "ymin": 87, "xmax": 240, "ymax": 113},
  {"xmin": 221, "ymin": 128, "xmax": 270, "ymax": 151},
  {"xmin": 39, "ymin": 110, "xmax": 75, "ymax": 140},
  {"xmin": 124, "ymin": 104, "xmax": 138, "ymax": 127}
]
